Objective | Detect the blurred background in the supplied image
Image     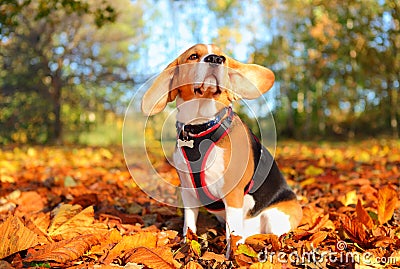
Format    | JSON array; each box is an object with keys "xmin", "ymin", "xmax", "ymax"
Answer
[{"xmin": 1, "ymin": 0, "xmax": 399, "ymax": 145}]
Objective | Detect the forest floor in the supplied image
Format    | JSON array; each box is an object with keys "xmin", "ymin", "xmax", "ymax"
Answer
[{"xmin": 0, "ymin": 140, "xmax": 399, "ymax": 268}]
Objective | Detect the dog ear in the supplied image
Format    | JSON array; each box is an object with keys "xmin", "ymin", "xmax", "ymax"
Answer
[
  {"xmin": 141, "ymin": 59, "xmax": 179, "ymax": 116},
  {"xmin": 226, "ymin": 57, "xmax": 275, "ymax": 100}
]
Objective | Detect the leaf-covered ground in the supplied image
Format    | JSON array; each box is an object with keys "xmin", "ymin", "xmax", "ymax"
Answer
[{"xmin": 0, "ymin": 140, "xmax": 399, "ymax": 268}]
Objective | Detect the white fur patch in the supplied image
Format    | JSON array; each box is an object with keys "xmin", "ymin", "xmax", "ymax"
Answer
[
  {"xmin": 176, "ymin": 98, "xmax": 218, "ymax": 124},
  {"xmin": 207, "ymin": 44, "xmax": 213, "ymax": 54},
  {"xmin": 262, "ymin": 208, "xmax": 292, "ymax": 236},
  {"xmin": 225, "ymin": 206, "xmax": 244, "ymax": 238},
  {"xmin": 203, "ymin": 145, "xmax": 225, "ymax": 199}
]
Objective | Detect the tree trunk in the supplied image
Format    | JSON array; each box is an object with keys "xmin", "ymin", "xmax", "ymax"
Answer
[
  {"xmin": 51, "ymin": 59, "xmax": 63, "ymax": 144},
  {"xmin": 390, "ymin": 86, "xmax": 399, "ymax": 139}
]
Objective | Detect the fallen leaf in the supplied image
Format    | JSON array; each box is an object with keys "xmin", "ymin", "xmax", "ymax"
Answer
[
  {"xmin": 0, "ymin": 215, "xmax": 40, "ymax": 259},
  {"xmin": 249, "ymin": 261, "xmax": 280, "ymax": 269},
  {"xmin": 24, "ymin": 234, "xmax": 99, "ymax": 263},
  {"xmin": 123, "ymin": 246, "xmax": 175, "ymax": 269},
  {"xmin": 104, "ymin": 232, "xmax": 158, "ymax": 264},
  {"xmin": 47, "ymin": 204, "xmax": 82, "ymax": 234},
  {"xmin": 341, "ymin": 216, "xmax": 371, "ymax": 248},
  {"xmin": 309, "ymin": 231, "xmax": 328, "ymax": 247},
  {"xmin": 304, "ymin": 165, "xmax": 324, "ymax": 176},
  {"xmin": 190, "ymin": 239, "xmax": 201, "ymax": 256},
  {"xmin": 89, "ymin": 229, "xmax": 122, "ymax": 256},
  {"xmin": 157, "ymin": 230, "xmax": 178, "ymax": 247},
  {"xmin": 234, "ymin": 253, "xmax": 254, "ymax": 267},
  {"xmin": 340, "ymin": 190, "xmax": 358, "ymax": 206},
  {"xmin": 356, "ymin": 199, "xmax": 374, "ymax": 229},
  {"xmin": 48, "ymin": 205, "xmax": 107, "ymax": 240},
  {"xmin": 235, "ymin": 244, "xmax": 258, "ymax": 257},
  {"xmin": 377, "ymin": 185, "xmax": 398, "ymax": 225},
  {"xmin": 201, "ymin": 251, "xmax": 226, "ymax": 262},
  {"xmin": 245, "ymin": 234, "xmax": 280, "ymax": 252},
  {"xmin": 183, "ymin": 261, "xmax": 203, "ymax": 269}
]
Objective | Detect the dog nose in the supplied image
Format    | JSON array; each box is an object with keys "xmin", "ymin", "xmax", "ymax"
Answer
[{"xmin": 203, "ymin": 54, "xmax": 226, "ymax": 66}]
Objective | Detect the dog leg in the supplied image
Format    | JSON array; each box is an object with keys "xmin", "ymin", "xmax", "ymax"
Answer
[
  {"xmin": 183, "ymin": 207, "xmax": 199, "ymax": 236},
  {"xmin": 224, "ymin": 206, "xmax": 243, "ymax": 258}
]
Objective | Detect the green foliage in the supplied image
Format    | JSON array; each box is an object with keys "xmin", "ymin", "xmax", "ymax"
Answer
[
  {"xmin": 254, "ymin": 0, "xmax": 400, "ymax": 139},
  {"xmin": 0, "ymin": 0, "xmax": 143, "ymax": 144}
]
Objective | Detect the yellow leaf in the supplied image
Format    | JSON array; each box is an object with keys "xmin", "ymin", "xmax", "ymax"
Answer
[
  {"xmin": 190, "ymin": 240, "xmax": 201, "ymax": 256},
  {"xmin": 304, "ymin": 165, "xmax": 324, "ymax": 176},
  {"xmin": 354, "ymin": 151, "xmax": 371, "ymax": 163},
  {"xmin": 300, "ymin": 177, "xmax": 316, "ymax": 187},
  {"xmin": 340, "ymin": 190, "xmax": 358, "ymax": 206},
  {"xmin": 235, "ymin": 244, "xmax": 258, "ymax": 257}
]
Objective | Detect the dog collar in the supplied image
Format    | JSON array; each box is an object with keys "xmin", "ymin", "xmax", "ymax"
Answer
[{"xmin": 176, "ymin": 106, "xmax": 232, "ymax": 138}]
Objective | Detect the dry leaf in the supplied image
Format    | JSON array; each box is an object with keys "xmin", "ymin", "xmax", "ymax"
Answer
[
  {"xmin": 309, "ymin": 231, "xmax": 328, "ymax": 247},
  {"xmin": 30, "ymin": 212, "xmax": 51, "ymax": 235},
  {"xmin": 104, "ymin": 232, "xmax": 158, "ymax": 264},
  {"xmin": 249, "ymin": 261, "xmax": 280, "ymax": 269},
  {"xmin": 24, "ymin": 234, "xmax": 99, "ymax": 263},
  {"xmin": 89, "ymin": 229, "xmax": 122, "ymax": 256},
  {"xmin": 378, "ymin": 185, "xmax": 398, "ymax": 225},
  {"xmin": 308, "ymin": 214, "xmax": 330, "ymax": 233},
  {"xmin": 157, "ymin": 230, "xmax": 178, "ymax": 247},
  {"xmin": 183, "ymin": 261, "xmax": 203, "ymax": 269},
  {"xmin": 0, "ymin": 215, "xmax": 40, "ymax": 259},
  {"xmin": 48, "ymin": 205, "xmax": 108, "ymax": 240},
  {"xmin": 201, "ymin": 251, "xmax": 226, "ymax": 262},
  {"xmin": 47, "ymin": 204, "xmax": 83, "ymax": 234},
  {"xmin": 356, "ymin": 199, "xmax": 374, "ymax": 229},
  {"xmin": 341, "ymin": 216, "xmax": 370, "ymax": 248},
  {"xmin": 123, "ymin": 246, "xmax": 175, "ymax": 269},
  {"xmin": 245, "ymin": 234, "xmax": 280, "ymax": 252}
]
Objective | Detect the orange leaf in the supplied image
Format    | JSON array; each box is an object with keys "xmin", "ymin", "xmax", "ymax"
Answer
[
  {"xmin": 340, "ymin": 216, "xmax": 370, "ymax": 248},
  {"xmin": 104, "ymin": 232, "xmax": 158, "ymax": 264},
  {"xmin": 309, "ymin": 231, "xmax": 328, "ymax": 247},
  {"xmin": 249, "ymin": 261, "xmax": 280, "ymax": 269},
  {"xmin": 356, "ymin": 199, "xmax": 374, "ymax": 229},
  {"xmin": 201, "ymin": 251, "xmax": 226, "ymax": 262},
  {"xmin": 124, "ymin": 246, "xmax": 175, "ymax": 269},
  {"xmin": 0, "ymin": 215, "xmax": 40, "ymax": 259},
  {"xmin": 48, "ymin": 205, "xmax": 108, "ymax": 240},
  {"xmin": 377, "ymin": 185, "xmax": 398, "ymax": 225},
  {"xmin": 24, "ymin": 234, "xmax": 99, "ymax": 263},
  {"xmin": 245, "ymin": 234, "xmax": 280, "ymax": 252},
  {"xmin": 308, "ymin": 214, "xmax": 330, "ymax": 233},
  {"xmin": 183, "ymin": 261, "xmax": 203, "ymax": 269}
]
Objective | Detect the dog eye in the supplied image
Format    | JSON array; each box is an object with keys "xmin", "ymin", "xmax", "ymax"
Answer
[{"xmin": 188, "ymin": 54, "xmax": 199, "ymax": 60}]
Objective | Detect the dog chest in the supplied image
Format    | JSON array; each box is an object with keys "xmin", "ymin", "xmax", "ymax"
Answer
[{"xmin": 173, "ymin": 145, "xmax": 226, "ymax": 200}]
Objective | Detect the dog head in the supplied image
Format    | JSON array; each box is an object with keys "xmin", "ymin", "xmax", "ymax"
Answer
[{"xmin": 141, "ymin": 44, "xmax": 275, "ymax": 122}]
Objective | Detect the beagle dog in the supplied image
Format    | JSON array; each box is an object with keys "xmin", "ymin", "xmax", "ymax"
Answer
[{"xmin": 141, "ymin": 44, "xmax": 302, "ymax": 252}]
